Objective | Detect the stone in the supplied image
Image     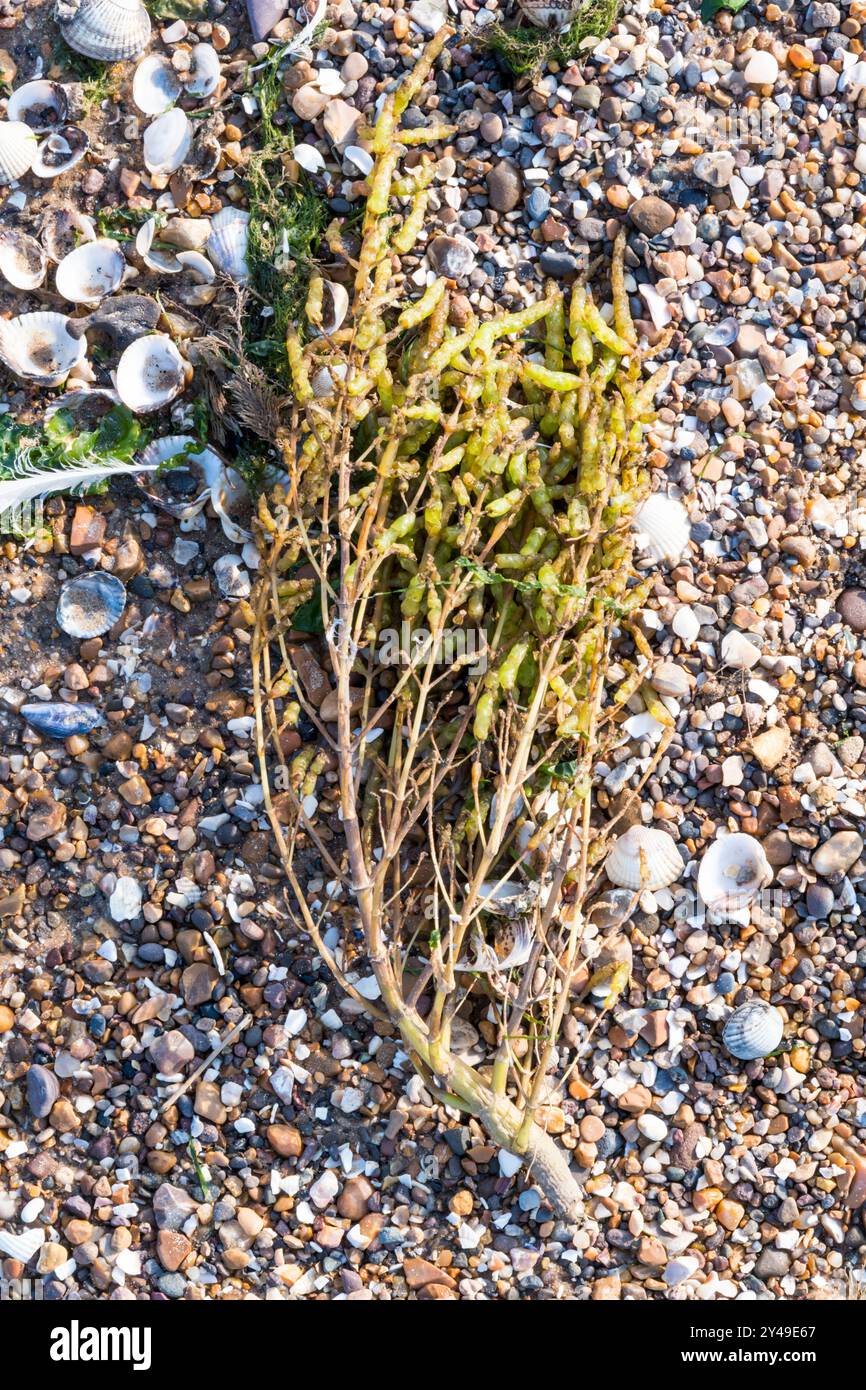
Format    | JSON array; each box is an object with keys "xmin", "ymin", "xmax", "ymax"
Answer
[
  {"xmin": 744, "ymin": 51, "xmax": 779, "ymax": 85},
  {"xmin": 27, "ymin": 1064, "xmax": 60, "ymax": 1118},
  {"xmin": 70, "ymin": 505, "xmax": 106, "ymax": 555},
  {"xmin": 337, "ymin": 1176, "xmax": 373, "ymax": 1221},
  {"xmin": 754, "ymin": 1249, "xmax": 791, "ymax": 1278},
  {"xmin": 182, "ymin": 962, "xmax": 219, "ymax": 1007},
  {"xmin": 194, "ymin": 1080, "xmax": 226, "ymax": 1125},
  {"xmin": 486, "ymin": 160, "xmax": 521, "ymax": 213},
  {"xmin": 109, "ymin": 875, "xmax": 142, "ymax": 922},
  {"xmin": 322, "ymin": 99, "xmax": 362, "ymax": 149},
  {"xmin": 149, "ymin": 1030, "xmax": 195, "ymax": 1073},
  {"xmin": 50, "ymin": 1098, "xmax": 80, "ymax": 1133},
  {"xmin": 266, "ymin": 1123, "xmax": 303, "ymax": 1158},
  {"xmin": 694, "ymin": 152, "xmax": 736, "ymax": 187},
  {"xmin": 309, "ymin": 1169, "xmax": 340, "ymax": 1209},
  {"xmin": 750, "ymin": 725, "xmax": 791, "ymax": 771},
  {"xmin": 153, "ymin": 1183, "xmax": 198, "ymax": 1231},
  {"xmin": 156, "ymin": 1229, "xmax": 191, "ymax": 1272},
  {"xmin": 628, "ymin": 196, "xmax": 675, "ymax": 236},
  {"xmin": 812, "ymin": 831, "xmax": 863, "ymax": 877},
  {"xmin": 838, "ymin": 589, "xmax": 866, "ymax": 633},
  {"xmin": 403, "ymin": 1256, "xmax": 456, "ymax": 1290}
]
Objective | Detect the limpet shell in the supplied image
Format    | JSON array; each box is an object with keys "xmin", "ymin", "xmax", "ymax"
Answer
[
  {"xmin": 722, "ymin": 1000, "xmax": 784, "ymax": 1061},
  {"xmin": 57, "ymin": 571, "xmax": 127, "ymax": 639}
]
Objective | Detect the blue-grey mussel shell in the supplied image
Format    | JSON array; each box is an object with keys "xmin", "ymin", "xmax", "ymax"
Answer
[
  {"xmin": 26, "ymin": 1063, "xmax": 60, "ymax": 1118},
  {"xmin": 57, "ymin": 571, "xmax": 126, "ymax": 638},
  {"xmin": 20, "ymin": 701, "xmax": 101, "ymax": 737}
]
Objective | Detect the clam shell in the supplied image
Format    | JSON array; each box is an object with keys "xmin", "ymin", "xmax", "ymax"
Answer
[
  {"xmin": 722, "ymin": 1000, "xmax": 784, "ymax": 1061},
  {"xmin": 7, "ymin": 80, "xmax": 68, "ymax": 133},
  {"xmin": 207, "ymin": 207, "xmax": 249, "ymax": 282},
  {"xmin": 516, "ymin": 0, "xmax": 585, "ymax": 27},
  {"xmin": 698, "ymin": 833, "xmax": 772, "ymax": 917},
  {"xmin": 0, "ymin": 1228, "xmax": 45, "ymax": 1264},
  {"xmin": 132, "ymin": 53, "xmax": 181, "ymax": 115},
  {"xmin": 32, "ymin": 125, "xmax": 90, "ymax": 179},
  {"xmin": 55, "ymin": 238, "xmax": 125, "ymax": 304},
  {"xmin": 604, "ymin": 824, "xmax": 683, "ymax": 891},
  {"xmin": 143, "ymin": 108, "xmax": 192, "ymax": 176},
  {"xmin": 310, "ymin": 279, "xmax": 349, "ymax": 337},
  {"xmin": 135, "ymin": 217, "xmax": 183, "ymax": 275},
  {"xmin": 633, "ymin": 494, "xmax": 691, "ymax": 565},
  {"xmin": 57, "ymin": 0, "xmax": 151, "ymax": 62},
  {"xmin": 176, "ymin": 249, "xmax": 216, "ymax": 306},
  {"xmin": 0, "ymin": 120, "xmax": 38, "ymax": 183},
  {"xmin": 0, "ymin": 228, "xmax": 48, "ymax": 290},
  {"xmin": 477, "ymin": 878, "xmax": 539, "ymax": 919},
  {"xmin": 21, "ymin": 700, "xmax": 101, "ymax": 736},
  {"xmin": 114, "ymin": 334, "xmax": 187, "ymax": 413},
  {"xmin": 0, "ymin": 311, "xmax": 86, "ymax": 385},
  {"xmin": 185, "ymin": 43, "xmax": 221, "ymax": 99},
  {"xmin": 57, "ymin": 571, "xmax": 127, "ymax": 639}
]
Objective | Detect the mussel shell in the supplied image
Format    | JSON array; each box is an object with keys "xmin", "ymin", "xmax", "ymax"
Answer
[
  {"xmin": 722, "ymin": 1001, "xmax": 784, "ymax": 1061},
  {"xmin": 57, "ymin": 571, "xmax": 127, "ymax": 638},
  {"xmin": 20, "ymin": 700, "xmax": 101, "ymax": 736}
]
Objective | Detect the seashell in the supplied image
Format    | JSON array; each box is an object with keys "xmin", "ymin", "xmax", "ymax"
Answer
[
  {"xmin": 27, "ymin": 1063, "xmax": 60, "ymax": 1117},
  {"xmin": 588, "ymin": 887, "xmax": 637, "ymax": 932},
  {"xmin": 0, "ymin": 311, "xmax": 86, "ymax": 385},
  {"xmin": 477, "ymin": 878, "xmax": 539, "ymax": 919},
  {"xmin": 185, "ymin": 44, "xmax": 221, "ymax": 99},
  {"xmin": 0, "ymin": 1227, "xmax": 45, "ymax": 1264},
  {"xmin": 32, "ymin": 125, "xmax": 89, "ymax": 179},
  {"xmin": 57, "ymin": 571, "xmax": 126, "ymax": 638},
  {"xmin": 698, "ymin": 832, "xmax": 772, "ymax": 918},
  {"xmin": 176, "ymin": 249, "xmax": 216, "ymax": 307},
  {"xmin": 135, "ymin": 217, "xmax": 183, "ymax": 274},
  {"xmin": 55, "ymin": 238, "xmax": 125, "ymax": 304},
  {"xmin": 114, "ymin": 334, "xmax": 188, "ymax": 414},
  {"xmin": 143, "ymin": 108, "xmax": 192, "ymax": 176},
  {"xmin": 720, "ymin": 628, "xmax": 761, "ymax": 671},
  {"xmin": 207, "ymin": 206, "xmax": 249, "ymax": 282},
  {"xmin": 44, "ymin": 386, "xmax": 120, "ymax": 423},
  {"xmin": 41, "ymin": 207, "xmax": 96, "ymax": 261},
  {"xmin": 135, "ymin": 434, "xmax": 249, "ymax": 542},
  {"xmin": 516, "ymin": 0, "xmax": 586, "ymax": 28},
  {"xmin": 309, "ymin": 279, "xmax": 349, "ymax": 337},
  {"xmin": 344, "ymin": 145, "xmax": 373, "ymax": 177},
  {"xmin": 21, "ymin": 700, "xmax": 101, "ymax": 736},
  {"xmin": 294, "ymin": 142, "xmax": 326, "ymax": 174},
  {"xmin": 633, "ymin": 494, "xmax": 691, "ymax": 565},
  {"xmin": 604, "ymin": 824, "xmax": 683, "ymax": 891},
  {"xmin": 57, "ymin": 0, "xmax": 151, "ymax": 62},
  {"xmin": 0, "ymin": 228, "xmax": 48, "ymax": 290},
  {"xmin": 0, "ymin": 120, "xmax": 38, "ymax": 183},
  {"xmin": 182, "ymin": 130, "xmax": 221, "ymax": 181},
  {"xmin": 132, "ymin": 53, "xmax": 181, "ymax": 115},
  {"xmin": 7, "ymin": 80, "xmax": 68, "ymax": 133},
  {"xmin": 722, "ymin": 1000, "xmax": 784, "ymax": 1061}
]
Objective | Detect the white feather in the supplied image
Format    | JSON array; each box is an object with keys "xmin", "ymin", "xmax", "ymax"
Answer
[{"xmin": 0, "ymin": 460, "xmax": 158, "ymax": 518}]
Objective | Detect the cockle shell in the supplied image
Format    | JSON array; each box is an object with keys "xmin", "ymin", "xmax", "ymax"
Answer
[
  {"xmin": 185, "ymin": 44, "xmax": 221, "ymax": 99},
  {"xmin": 21, "ymin": 701, "xmax": 101, "ymax": 736},
  {"xmin": 0, "ymin": 228, "xmax": 48, "ymax": 290},
  {"xmin": 57, "ymin": 571, "xmax": 127, "ymax": 638},
  {"xmin": 0, "ymin": 311, "xmax": 86, "ymax": 385},
  {"xmin": 57, "ymin": 0, "xmax": 151, "ymax": 62},
  {"xmin": 55, "ymin": 238, "xmax": 125, "ymax": 304},
  {"xmin": 175, "ymin": 250, "xmax": 216, "ymax": 307},
  {"xmin": 310, "ymin": 280, "xmax": 350, "ymax": 337},
  {"xmin": 206, "ymin": 207, "xmax": 249, "ymax": 282},
  {"xmin": 698, "ymin": 833, "xmax": 772, "ymax": 918},
  {"xmin": 516, "ymin": 0, "xmax": 586, "ymax": 28},
  {"xmin": 632, "ymin": 494, "xmax": 691, "ymax": 565},
  {"xmin": 41, "ymin": 207, "xmax": 96, "ymax": 262},
  {"xmin": 32, "ymin": 125, "xmax": 90, "ymax": 179},
  {"xmin": 132, "ymin": 54, "xmax": 181, "ymax": 115},
  {"xmin": 7, "ymin": 80, "xmax": 68, "ymax": 133},
  {"xmin": 604, "ymin": 824, "xmax": 683, "ymax": 891},
  {"xmin": 0, "ymin": 120, "xmax": 38, "ymax": 183},
  {"xmin": 0, "ymin": 1228, "xmax": 45, "ymax": 1264},
  {"xmin": 114, "ymin": 334, "xmax": 187, "ymax": 413},
  {"xmin": 143, "ymin": 108, "xmax": 192, "ymax": 176},
  {"xmin": 722, "ymin": 1000, "xmax": 784, "ymax": 1061},
  {"xmin": 477, "ymin": 878, "xmax": 539, "ymax": 919},
  {"xmin": 135, "ymin": 217, "xmax": 183, "ymax": 274}
]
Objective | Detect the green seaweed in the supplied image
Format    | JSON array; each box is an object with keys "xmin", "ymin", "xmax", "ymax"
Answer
[{"xmin": 479, "ymin": 0, "xmax": 620, "ymax": 77}]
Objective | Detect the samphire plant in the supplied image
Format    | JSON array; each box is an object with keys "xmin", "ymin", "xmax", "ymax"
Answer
[{"xmin": 252, "ymin": 28, "xmax": 671, "ymax": 1218}]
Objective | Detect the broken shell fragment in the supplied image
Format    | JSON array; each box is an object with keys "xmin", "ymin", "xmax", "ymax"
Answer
[
  {"xmin": 309, "ymin": 279, "xmax": 349, "ymax": 337},
  {"xmin": 722, "ymin": 1000, "xmax": 784, "ymax": 1061},
  {"xmin": 57, "ymin": 0, "xmax": 151, "ymax": 62},
  {"xmin": 135, "ymin": 217, "xmax": 184, "ymax": 274},
  {"xmin": 604, "ymin": 824, "xmax": 683, "ymax": 891},
  {"xmin": 697, "ymin": 832, "xmax": 772, "ymax": 919},
  {"xmin": 477, "ymin": 878, "xmax": 539, "ymax": 918},
  {"xmin": 55, "ymin": 238, "xmax": 125, "ymax": 304},
  {"xmin": 143, "ymin": 108, "xmax": 192, "ymax": 176},
  {"xmin": 0, "ymin": 311, "xmax": 87, "ymax": 385},
  {"xmin": 0, "ymin": 228, "xmax": 48, "ymax": 290},
  {"xmin": 135, "ymin": 434, "xmax": 249, "ymax": 542},
  {"xmin": 206, "ymin": 206, "xmax": 249, "ymax": 282},
  {"xmin": 175, "ymin": 250, "xmax": 216, "ymax": 306},
  {"xmin": 185, "ymin": 44, "xmax": 221, "ymax": 99},
  {"xmin": 0, "ymin": 1228, "xmax": 45, "ymax": 1264},
  {"xmin": 32, "ymin": 125, "xmax": 90, "ymax": 179},
  {"xmin": 21, "ymin": 700, "xmax": 101, "ymax": 736},
  {"xmin": 7, "ymin": 80, "xmax": 69, "ymax": 133},
  {"xmin": 0, "ymin": 120, "xmax": 38, "ymax": 183},
  {"xmin": 114, "ymin": 333, "xmax": 187, "ymax": 413},
  {"xmin": 41, "ymin": 207, "xmax": 96, "ymax": 261},
  {"xmin": 132, "ymin": 53, "xmax": 181, "ymax": 115},
  {"xmin": 57, "ymin": 571, "xmax": 127, "ymax": 638},
  {"xmin": 632, "ymin": 494, "xmax": 691, "ymax": 565}
]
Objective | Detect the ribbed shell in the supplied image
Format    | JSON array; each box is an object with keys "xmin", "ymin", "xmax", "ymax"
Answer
[
  {"xmin": 604, "ymin": 824, "xmax": 684, "ymax": 891},
  {"xmin": 516, "ymin": 0, "xmax": 583, "ymax": 28},
  {"xmin": 0, "ymin": 311, "xmax": 86, "ymax": 385},
  {"xmin": 57, "ymin": 0, "xmax": 151, "ymax": 61},
  {"xmin": 0, "ymin": 1228, "xmax": 45, "ymax": 1263},
  {"xmin": 0, "ymin": 120, "xmax": 38, "ymax": 183},
  {"xmin": 632, "ymin": 494, "xmax": 691, "ymax": 565},
  {"xmin": 57, "ymin": 571, "xmax": 127, "ymax": 638},
  {"xmin": 698, "ymin": 833, "xmax": 771, "ymax": 916},
  {"xmin": 207, "ymin": 207, "xmax": 249, "ymax": 282},
  {"xmin": 722, "ymin": 1001, "xmax": 784, "ymax": 1061}
]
